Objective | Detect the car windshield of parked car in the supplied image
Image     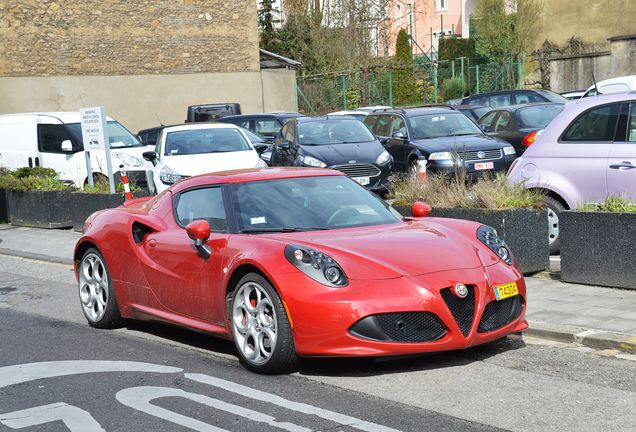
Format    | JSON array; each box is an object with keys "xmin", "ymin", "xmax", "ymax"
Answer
[
  {"xmin": 297, "ymin": 119, "xmax": 376, "ymax": 145},
  {"xmin": 67, "ymin": 121, "xmax": 144, "ymax": 148},
  {"xmin": 164, "ymin": 128, "xmax": 251, "ymax": 156},
  {"xmin": 408, "ymin": 113, "xmax": 483, "ymax": 139},
  {"xmin": 517, "ymin": 105, "xmax": 564, "ymax": 128},
  {"xmin": 537, "ymin": 91, "xmax": 568, "ymax": 104},
  {"xmin": 241, "ymin": 128, "xmax": 266, "ymax": 144},
  {"xmin": 231, "ymin": 176, "xmax": 401, "ymax": 232}
]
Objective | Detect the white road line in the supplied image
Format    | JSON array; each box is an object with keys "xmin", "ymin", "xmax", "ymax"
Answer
[
  {"xmin": 186, "ymin": 373, "xmax": 402, "ymax": 432},
  {"xmin": 116, "ymin": 386, "xmax": 311, "ymax": 432},
  {"xmin": 0, "ymin": 361, "xmax": 182, "ymax": 389},
  {"xmin": 0, "ymin": 402, "xmax": 106, "ymax": 431}
]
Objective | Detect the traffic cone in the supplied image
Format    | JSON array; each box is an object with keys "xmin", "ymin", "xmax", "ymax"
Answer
[
  {"xmin": 119, "ymin": 164, "xmax": 133, "ymax": 201},
  {"xmin": 416, "ymin": 156, "xmax": 427, "ymax": 183}
]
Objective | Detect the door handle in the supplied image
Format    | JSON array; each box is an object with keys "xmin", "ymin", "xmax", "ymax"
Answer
[{"xmin": 609, "ymin": 162, "xmax": 635, "ymax": 170}]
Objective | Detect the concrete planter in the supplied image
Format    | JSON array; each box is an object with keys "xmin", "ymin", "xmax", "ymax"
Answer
[
  {"xmin": 560, "ymin": 211, "xmax": 636, "ymax": 289},
  {"xmin": 70, "ymin": 192, "xmax": 126, "ymax": 232},
  {"xmin": 394, "ymin": 206, "xmax": 549, "ymax": 275},
  {"xmin": 5, "ymin": 190, "xmax": 74, "ymax": 229}
]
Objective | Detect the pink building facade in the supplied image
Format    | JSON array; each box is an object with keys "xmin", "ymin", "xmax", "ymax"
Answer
[{"xmin": 378, "ymin": 0, "xmax": 477, "ymax": 58}]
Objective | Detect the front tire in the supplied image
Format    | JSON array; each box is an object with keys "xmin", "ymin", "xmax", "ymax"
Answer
[
  {"xmin": 78, "ymin": 248, "xmax": 122, "ymax": 328},
  {"xmin": 543, "ymin": 196, "xmax": 565, "ymax": 255},
  {"xmin": 230, "ymin": 273, "xmax": 297, "ymax": 374}
]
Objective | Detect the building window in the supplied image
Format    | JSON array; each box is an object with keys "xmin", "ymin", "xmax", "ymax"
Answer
[{"xmin": 436, "ymin": 0, "xmax": 448, "ymax": 11}]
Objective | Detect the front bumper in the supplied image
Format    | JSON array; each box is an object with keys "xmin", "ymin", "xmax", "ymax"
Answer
[
  {"xmin": 276, "ymin": 263, "xmax": 527, "ymax": 357},
  {"xmin": 428, "ymin": 154, "xmax": 516, "ymax": 178}
]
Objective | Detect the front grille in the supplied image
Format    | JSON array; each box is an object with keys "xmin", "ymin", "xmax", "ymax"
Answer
[
  {"xmin": 332, "ymin": 163, "xmax": 381, "ymax": 178},
  {"xmin": 440, "ymin": 286, "xmax": 476, "ymax": 336},
  {"xmin": 460, "ymin": 149, "xmax": 502, "ymax": 161},
  {"xmin": 349, "ymin": 312, "xmax": 446, "ymax": 343},
  {"xmin": 478, "ymin": 295, "xmax": 524, "ymax": 333}
]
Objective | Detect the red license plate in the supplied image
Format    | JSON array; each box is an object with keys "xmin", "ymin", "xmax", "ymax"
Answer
[{"xmin": 475, "ymin": 162, "xmax": 494, "ymax": 170}]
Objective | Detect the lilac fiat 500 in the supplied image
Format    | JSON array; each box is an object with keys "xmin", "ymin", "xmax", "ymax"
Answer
[{"xmin": 508, "ymin": 93, "xmax": 636, "ymax": 253}]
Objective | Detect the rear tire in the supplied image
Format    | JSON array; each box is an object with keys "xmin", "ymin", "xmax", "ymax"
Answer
[
  {"xmin": 542, "ymin": 196, "xmax": 565, "ymax": 255},
  {"xmin": 230, "ymin": 273, "xmax": 297, "ymax": 374}
]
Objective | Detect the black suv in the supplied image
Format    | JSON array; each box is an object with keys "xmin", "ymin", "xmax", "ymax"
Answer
[
  {"xmin": 460, "ymin": 89, "xmax": 566, "ymax": 108},
  {"xmin": 216, "ymin": 112, "xmax": 304, "ymax": 142},
  {"xmin": 364, "ymin": 107, "xmax": 517, "ymax": 175},
  {"xmin": 270, "ymin": 116, "xmax": 393, "ymax": 194}
]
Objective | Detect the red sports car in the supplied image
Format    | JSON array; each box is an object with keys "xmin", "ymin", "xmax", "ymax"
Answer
[{"xmin": 74, "ymin": 168, "xmax": 527, "ymax": 374}]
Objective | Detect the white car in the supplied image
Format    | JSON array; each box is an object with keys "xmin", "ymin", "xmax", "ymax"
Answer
[
  {"xmin": 583, "ymin": 75, "xmax": 636, "ymax": 97},
  {"xmin": 328, "ymin": 105, "xmax": 392, "ymax": 121},
  {"xmin": 144, "ymin": 123, "xmax": 267, "ymax": 194}
]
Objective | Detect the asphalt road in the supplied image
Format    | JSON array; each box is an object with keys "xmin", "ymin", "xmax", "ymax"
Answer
[{"xmin": 1, "ymin": 254, "xmax": 635, "ymax": 432}]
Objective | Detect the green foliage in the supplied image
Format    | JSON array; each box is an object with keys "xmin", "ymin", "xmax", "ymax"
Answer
[
  {"xmin": 441, "ymin": 77, "xmax": 467, "ymax": 100},
  {"xmin": 83, "ymin": 177, "xmax": 131, "ymax": 194},
  {"xmin": 389, "ymin": 171, "xmax": 544, "ymax": 210},
  {"xmin": 258, "ymin": 0, "xmax": 280, "ymax": 52},
  {"xmin": 13, "ymin": 167, "xmax": 58, "ymax": 179},
  {"xmin": 438, "ymin": 38, "xmax": 478, "ymax": 63},
  {"xmin": 393, "ymin": 29, "xmax": 417, "ymax": 106},
  {"xmin": 578, "ymin": 196, "xmax": 636, "ymax": 213},
  {"xmin": 276, "ymin": 14, "xmax": 323, "ymax": 74},
  {"xmin": 0, "ymin": 167, "xmax": 68, "ymax": 192}
]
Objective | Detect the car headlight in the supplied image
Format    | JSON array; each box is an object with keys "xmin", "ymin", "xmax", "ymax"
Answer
[
  {"xmin": 503, "ymin": 146, "xmax": 516, "ymax": 156},
  {"xmin": 428, "ymin": 151, "xmax": 453, "ymax": 161},
  {"xmin": 112, "ymin": 152, "xmax": 144, "ymax": 167},
  {"xmin": 477, "ymin": 225, "xmax": 513, "ymax": 265},
  {"xmin": 375, "ymin": 150, "xmax": 392, "ymax": 165},
  {"xmin": 301, "ymin": 155, "xmax": 327, "ymax": 168},
  {"xmin": 159, "ymin": 165, "xmax": 187, "ymax": 185},
  {"xmin": 284, "ymin": 245, "xmax": 348, "ymax": 287}
]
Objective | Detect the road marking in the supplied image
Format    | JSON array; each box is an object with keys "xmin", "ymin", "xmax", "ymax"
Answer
[
  {"xmin": 117, "ymin": 386, "xmax": 311, "ymax": 432},
  {"xmin": 0, "ymin": 360, "xmax": 182, "ymax": 389},
  {"xmin": 0, "ymin": 402, "xmax": 105, "ymax": 431},
  {"xmin": 186, "ymin": 373, "xmax": 402, "ymax": 432}
]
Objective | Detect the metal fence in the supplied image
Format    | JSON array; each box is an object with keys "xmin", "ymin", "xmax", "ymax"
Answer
[{"xmin": 296, "ymin": 57, "xmax": 525, "ymax": 114}]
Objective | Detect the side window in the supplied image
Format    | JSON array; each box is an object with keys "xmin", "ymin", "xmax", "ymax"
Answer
[
  {"xmin": 363, "ymin": 115, "xmax": 377, "ymax": 130},
  {"xmin": 562, "ymin": 104, "xmax": 621, "ymax": 142},
  {"xmin": 372, "ymin": 115, "xmax": 392, "ymax": 137},
  {"xmin": 37, "ymin": 124, "xmax": 80, "ymax": 153},
  {"xmin": 226, "ymin": 119, "xmax": 250, "ymax": 129},
  {"xmin": 390, "ymin": 116, "xmax": 406, "ymax": 136},
  {"xmin": 627, "ymin": 103, "xmax": 636, "ymax": 142},
  {"xmin": 254, "ymin": 119, "xmax": 280, "ymax": 137},
  {"xmin": 478, "ymin": 111, "xmax": 498, "ymax": 128},
  {"xmin": 488, "ymin": 94, "xmax": 512, "ymax": 108},
  {"xmin": 175, "ymin": 187, "xmax": 227, "ymax": 231},
  {"xmin": 494, "ymin": 112, "xmax": 512, "ymax": 132}
]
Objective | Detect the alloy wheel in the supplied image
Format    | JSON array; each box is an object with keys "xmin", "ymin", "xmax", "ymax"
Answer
[{"xmin": 79, "ymin": 253, "xmax": 109, "ymax": 323}]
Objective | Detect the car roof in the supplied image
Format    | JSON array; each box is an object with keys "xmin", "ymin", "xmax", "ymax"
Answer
[
  {"xmin": 218, "ymin": 112, "xmax": 303, "ymax": 120},
  {"xmin": 170, "ymin": 167, "xmax": 344, "ymax": 193},
  {"xmin": 296, "ymin": 115, "xmax": 360, "ymax": 122},
  {"xmin": 162, "ymin": 123, "xmax": 241, "ymax": 133},
  {"xmin": 369, "ymin": 106, "xmax": 458, "ymax": 117},
  {"xmin": 488, "ymin": 102, "xmax": 563, "ymax": 112},
  {"xmin": 0, "ymin": 111, "xmax": 115, "ymax": 123},
  {"xmin": 454, "ymin": 104, "xmax": 489, "ymax": 110}
]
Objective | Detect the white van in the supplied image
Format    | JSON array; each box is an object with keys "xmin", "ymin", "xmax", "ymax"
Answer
[
  {"xmin": 0, "ymin": 112, "xmax": 152, "ymax": 188},
  {"xmin": 583, "ymin": 75, "xmax": 636, "ymax": 97}
]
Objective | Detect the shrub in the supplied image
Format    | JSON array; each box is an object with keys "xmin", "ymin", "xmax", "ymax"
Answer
[
  {"xmin": 578, "ymin": 196, "xmax": 636, "ymax": 213},
  {"xmin": 441, "ymin": 77, "xmax": 467, "ymax": 101},
  {"xmin": 0, "ymin": 167, "xmax": 68, "ymax": 191}
]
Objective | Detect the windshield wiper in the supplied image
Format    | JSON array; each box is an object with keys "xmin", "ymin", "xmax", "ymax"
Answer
[{"xmin": 240, "ymin": 227, "xmax": 329, "ymax": 234}]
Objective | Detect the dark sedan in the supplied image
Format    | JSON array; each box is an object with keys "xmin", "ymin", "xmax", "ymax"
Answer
[
  {"xmin": 270, "ymin": 116, "xmax": 393, "ymax": 194},
  {"xmin": 477, "ymin": 103, "xmax": 564, "ymax": 154},
  {"xmin": 364, "ymin": 107, "xmax": 517, "ymax": 176},
  {"xmin": 215, "ymin": 112, "xmax": 305, "ymax": 143},
  {"xmin": 454, "ymin": 104, "xmax": 492, "ymax": 123}
]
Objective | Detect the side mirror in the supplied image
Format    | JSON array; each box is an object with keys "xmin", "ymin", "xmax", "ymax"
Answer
[
  {"xmin": 481, "ymin": 124, "xmax": 492, "ymax": 133},
  {"xmin": 391, "ymin": 130, "xmax": 406, "ymax": 140},
  {"xmin": 411, "ymin": 201, "xmax": 432, "ymax": 217},
  {"xmin": 253, "ymin": 143, "xmax": 269, "ymax": 155},
  {"xmin": 61, "ymin": 140, "xmax": 73, "ymax": 152},
  {"xmin": 278, "ymin": 140, "xmax": 291, "ymax": 150},
  {"xmin": 186, "ymin": 220, "xmax": 211, "ymax": 259},
  {"xmin": 142, "ymin": 151, "xmax": 158, "ymax": 166}
]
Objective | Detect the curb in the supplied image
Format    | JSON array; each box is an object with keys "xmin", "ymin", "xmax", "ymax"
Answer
[
  {"xmin": 0, "ymin": 248, "xmax": 73, "ymax": 266},
  {"xmin": 526, "ymin": 321, "xmax": 636, "ymax": 354}
]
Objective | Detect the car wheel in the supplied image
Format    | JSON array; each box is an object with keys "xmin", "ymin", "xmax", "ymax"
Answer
[
  {"xmin": 78, "ymin": 248, "xmax": 122, "ymax": 328},
  {"xmin": 230, "ymin": 273, "xmax": 297, "ymax": 374},
  {"xmin": 543, "ymin": 196, "xmax": 565, "ymax": 255}
]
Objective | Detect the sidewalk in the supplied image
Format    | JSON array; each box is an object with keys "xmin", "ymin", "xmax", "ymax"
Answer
[{"xmin": 1, "ymin": 224, "xmax": 635, "ymax": 354}]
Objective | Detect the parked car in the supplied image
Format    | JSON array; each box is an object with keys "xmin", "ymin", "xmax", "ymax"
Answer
[
  {"xmin": 142, "ymin": 123, "xmax": 267, "ymax": 194},
  {"xmin": 582, "ymin": 75, "xmax": 636, "ymax": 97},
  {"xmin": 269, "ymin": 116, "xmax": 393, "ymax": 194},
  {"xmin": 477, "ymin": 103, "xmax": 564, "ymax": 154},
  {"xmin": 364, "ymin": 107, "xmax": 517, "ymax": 175},
  {"xmin": 0, "ymin": 112, "xmax": 152, "ymax": 188},
  {"xmin": 215, "ymin": 112, "xmax": 305, "ymax": 143},
  {"xmin": 508, "ymin": 93, "xmax": 636, "ymax": 253},
  {"xmin": 74, "ymin": 167, "xmax": 528, "ymax": 373},
  {"xmin": 185, "ymin": 103, "xmax": 241, "ymax": 123},
  {"xmin": 328, "ymin": 106, "xmax": 392, "ymax": 120},
  {"xmin": 460, "ymin": 89, "xmax": 567, "ymax": 108},
  {"xmin": 454, "ymin": 104, "xmax": 492, "ymax": 123},
  {"xmin": 560, "ymin": 90, "xmax": 585, "ymax": 100}
]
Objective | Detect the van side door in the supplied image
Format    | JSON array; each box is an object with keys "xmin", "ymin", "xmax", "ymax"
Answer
[{"xmin": 36, "ymin": 122, "xmax": 85, "ymax": 187}]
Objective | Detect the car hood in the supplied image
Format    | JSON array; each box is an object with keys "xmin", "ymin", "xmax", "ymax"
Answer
[
  {"xmin": 412, "ymin": 134, "xmax": 507, "ymax": 153},
  {"xmin": 274, "ymin": 219, "xmax": 490, "ymax": 280},
  {"xmin": 160, "ymin": 151, "xmax": 260, "ymax": 176},
  {"xmin": 300, "ymin": 141, "xmax": 383, "ymax": 166}
]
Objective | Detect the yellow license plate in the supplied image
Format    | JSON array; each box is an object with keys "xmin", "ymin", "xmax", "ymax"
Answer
[{"xmin": 494, "ymin": 282, "xmax": 518, "ymax": 301}]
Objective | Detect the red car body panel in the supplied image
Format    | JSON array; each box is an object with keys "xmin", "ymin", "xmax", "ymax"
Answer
[{"xmin": 75, "ymin": 168, "xmax": 527, "ymax": 358}]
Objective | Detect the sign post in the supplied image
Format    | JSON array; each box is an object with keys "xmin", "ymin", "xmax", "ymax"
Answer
[{"xmin": 80, "ymin": 107, "xmax": 114, "ymax": 193}]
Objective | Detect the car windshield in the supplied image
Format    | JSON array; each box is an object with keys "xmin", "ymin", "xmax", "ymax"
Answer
[
  {"xmin": 67, "ymin": 121, "xmax": 144, "ymax": 148},
  {"xmin": 517, "ymin": 105, "xmax": 564, "ymax": 128},
  {"xmin": 164, "ymin": 128, "xmax": 251, "ymax": 156},
  {"xmin": 408, "ymin": 113, "xmax": 483, "ymax": 139},
  {"xmin": 231, "ymin": 176, "xmax": 401, "ymax": 232},
  {"xmin": 537, "ymin": 91, "xmax": 568, "ymax": 104},
  {"xmin": 297, "ymin": 119, "xmax": 375, "ymax": 145},
  {"xmin": 240, "ymin": 128, "xmax": 266, "ymax": 143},
  {"xmin": 472, "ymin": 107, "xmax": 491, "ymax": 120}
]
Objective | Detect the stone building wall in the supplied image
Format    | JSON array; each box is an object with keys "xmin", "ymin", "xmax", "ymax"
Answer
[{"xmin": 0, "ymin": 0, "xmax": 259, "ymax": 76}]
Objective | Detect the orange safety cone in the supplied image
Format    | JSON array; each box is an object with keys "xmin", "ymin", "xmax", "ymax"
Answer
[
  {"xmin": 119, "ymin": 164, "xmax": 133, "ymax": 201},
  {"xmin": 416, "ymin": 156, "xmax": 427, "ymax": 183}
]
